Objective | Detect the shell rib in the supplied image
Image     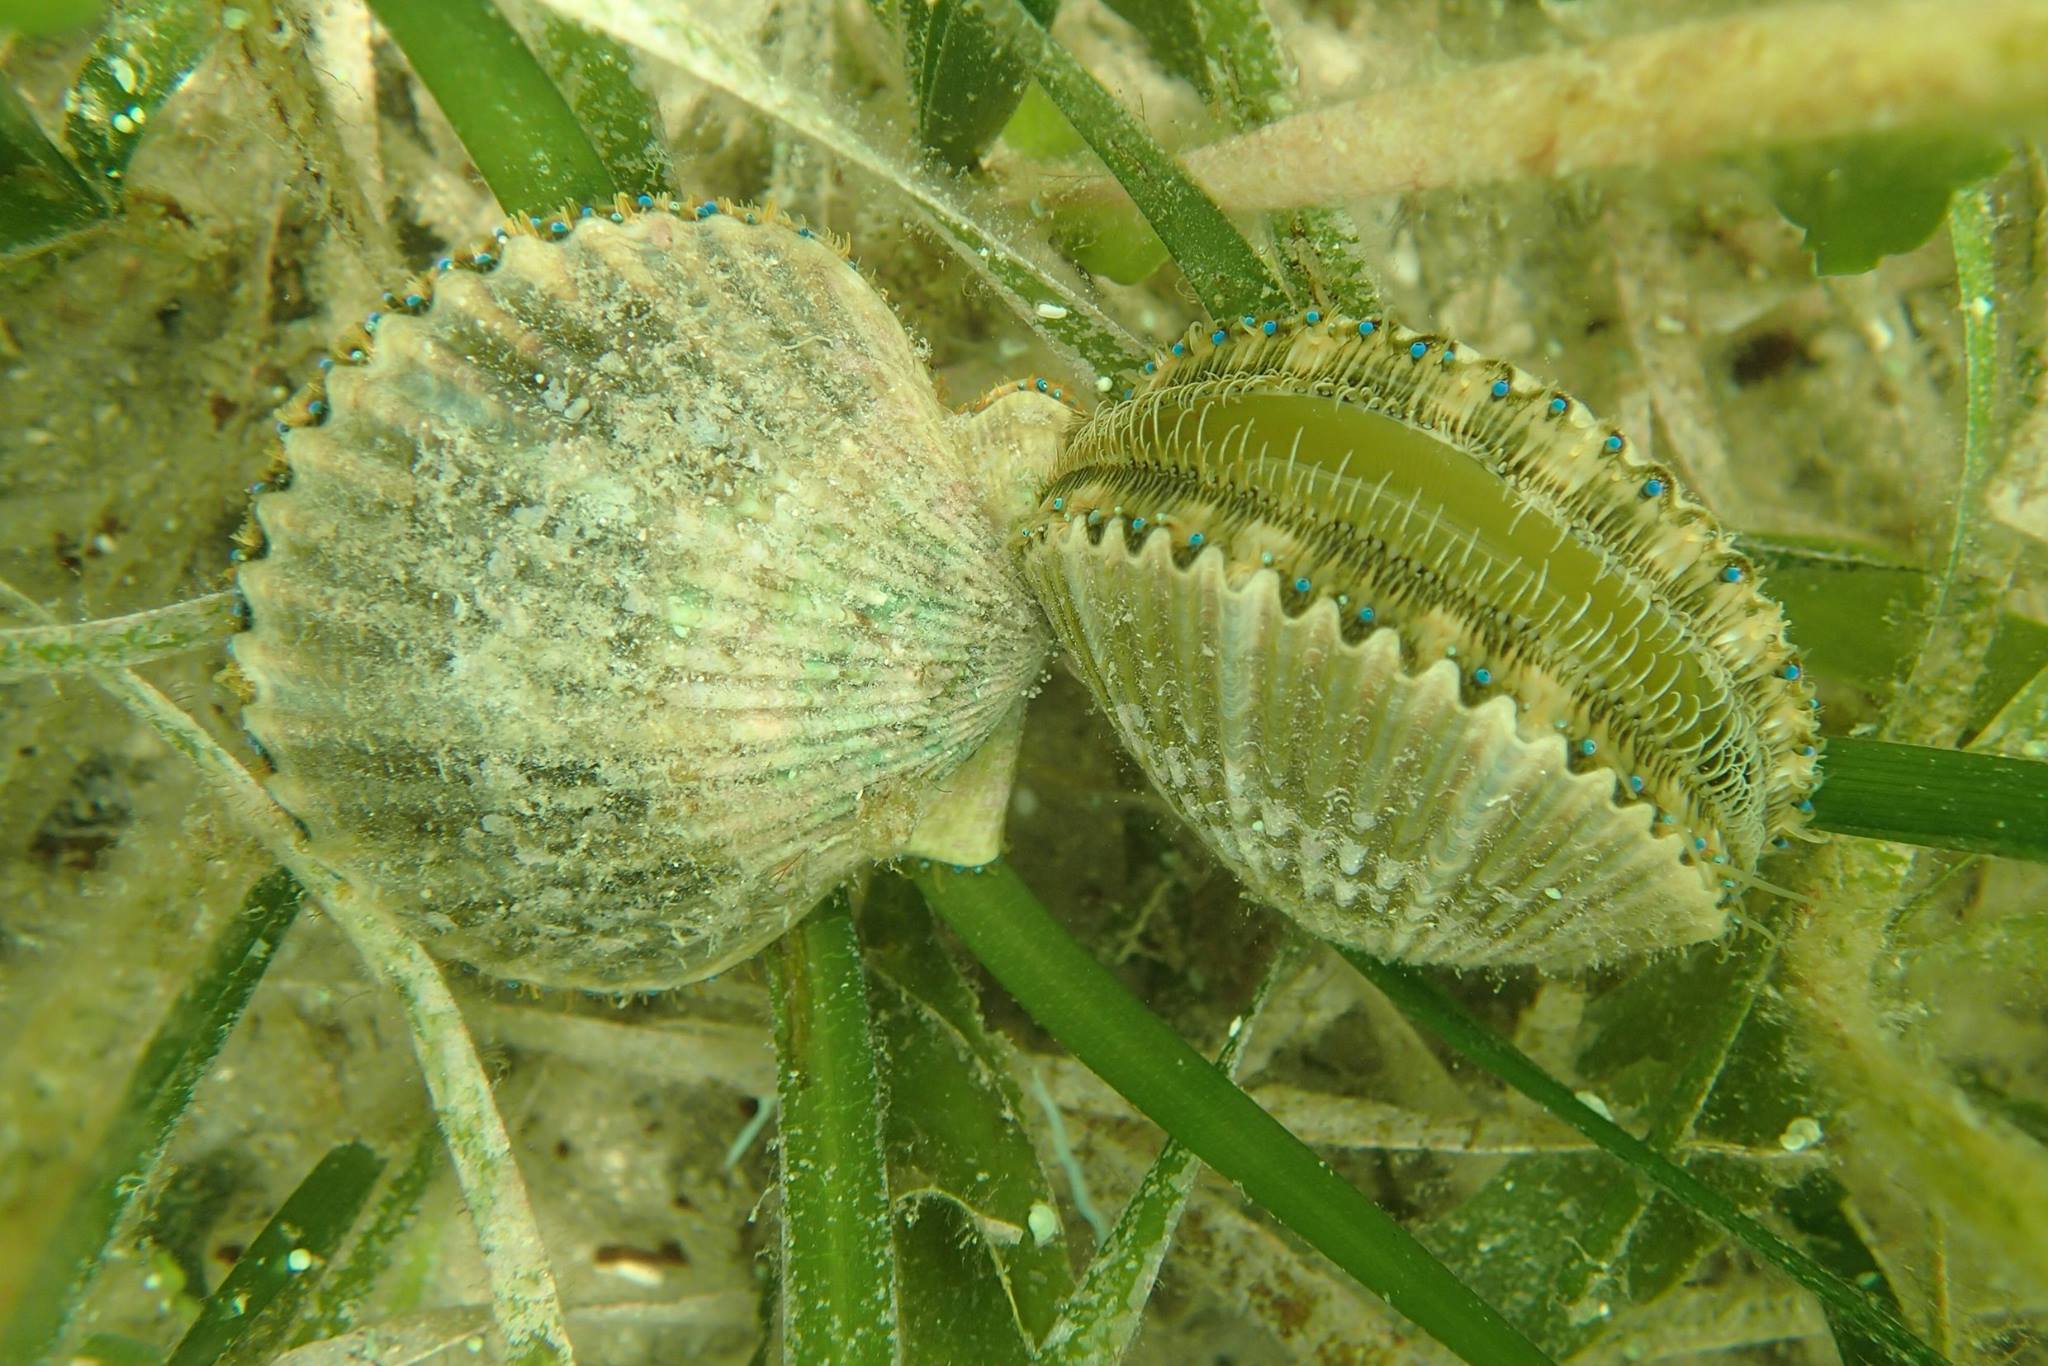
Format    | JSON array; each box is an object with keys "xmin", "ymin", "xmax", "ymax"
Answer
[
  {"xmin": 1020, "ymin": 316, "xmax": 1822, "ymax": 968},
  {"xmin": 234, "ymin": 201, "xmax": 1062, "ymax": 991}
]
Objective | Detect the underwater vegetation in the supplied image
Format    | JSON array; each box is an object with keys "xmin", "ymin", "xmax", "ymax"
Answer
[{"xmin": 3, "ymin": 0, "xmax": 2048, "ymax": 1361}]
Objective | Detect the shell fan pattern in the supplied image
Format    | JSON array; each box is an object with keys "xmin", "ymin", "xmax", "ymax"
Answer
[
  {"xmin": 1020, "ymin": 315, "xmax": 1823, "ymax": 969},
  {"xmin": 232, "ymin": 195, "xmax": 1068, "ymax": 992}
]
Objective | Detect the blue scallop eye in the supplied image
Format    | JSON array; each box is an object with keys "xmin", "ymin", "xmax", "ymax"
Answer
[{"xmin": 1490, "ymin": 379, "xmax": 1510, "ymax": 399}]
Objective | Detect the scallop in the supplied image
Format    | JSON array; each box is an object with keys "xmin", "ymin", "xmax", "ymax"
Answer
[
  {"xmin": 231, "ymin": 199, "xmax": 1067, "ymax": 992},
  {"xmin": 1018, "ymin": 316, "xmax": 1822, "ymax": 968}
]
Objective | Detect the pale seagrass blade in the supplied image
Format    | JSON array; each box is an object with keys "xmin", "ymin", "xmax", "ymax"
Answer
[
  {"xmin": 1027, "ymin": 523, "xmax": 1726, "ymax": 967},
  {"xmin": 235, "ymin": 208, "xmax": 1055, "ymax": 990}
]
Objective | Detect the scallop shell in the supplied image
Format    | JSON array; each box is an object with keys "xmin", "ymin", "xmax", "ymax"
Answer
[
  {"xmin": 1019, "ymin": 316, "xmax": 1822, "ymax": 968},
  {"xmin": 233, "ymin": 200, "xmax": 1065, "ymax": 991}
]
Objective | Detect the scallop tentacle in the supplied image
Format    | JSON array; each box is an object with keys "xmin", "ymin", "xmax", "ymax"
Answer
[{"xmin": 236, "ymin": 202, "xmax": 1062, "ymax": 991}]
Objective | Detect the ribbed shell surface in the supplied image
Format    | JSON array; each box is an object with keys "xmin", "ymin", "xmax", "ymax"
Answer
[
  {"xmin": 1029, "ymin": 527, "xmax": 1725, "ymax": 966},
  {"xmin": 233, "ymin": 209, "xmax": 1050, "ymax": 990}
]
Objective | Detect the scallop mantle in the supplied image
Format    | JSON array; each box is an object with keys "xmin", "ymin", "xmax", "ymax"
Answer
[{"xmin": 233, "ymin": 202, "xmax": 1068, "ymax": 992}]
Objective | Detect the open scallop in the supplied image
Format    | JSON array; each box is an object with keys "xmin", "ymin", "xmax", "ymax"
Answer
[{"xmin": 1017, "ymin": 317, "xmax": 1821, "ymax": 968}]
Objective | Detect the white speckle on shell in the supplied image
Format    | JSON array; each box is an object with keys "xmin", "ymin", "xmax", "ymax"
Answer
[{"xmin": 236, "ymin": 205, "xmax": 1064, "ymax": 990}]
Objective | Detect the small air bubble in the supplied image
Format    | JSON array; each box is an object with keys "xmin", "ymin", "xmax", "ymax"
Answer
[{"xmin": 1778, "ymin": 1116, "xmax": 1823, "ymax": 1152}]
